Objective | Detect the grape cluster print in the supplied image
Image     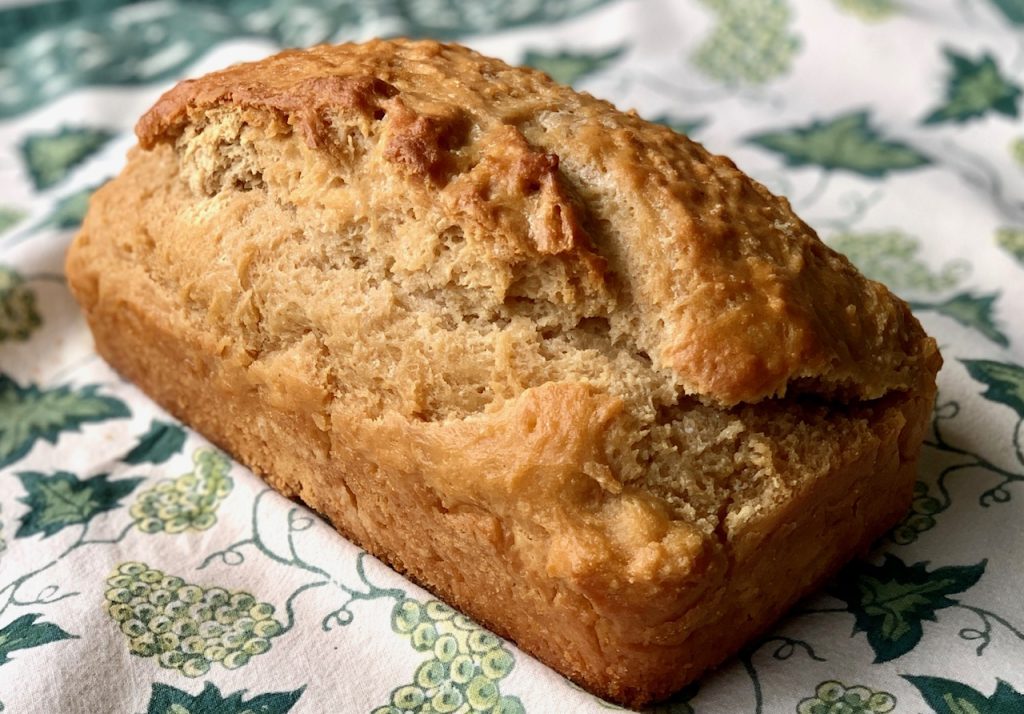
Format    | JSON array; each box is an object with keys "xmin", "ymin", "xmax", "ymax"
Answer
[
  {"xmin": 827, "ymin": 231, "xmax": 968, "ymax": 293},
  {"xmin": 373, "ymin": 599, "xmax": 525, "ymax": 714},
  {"xmin": 826, "ymin": 230, "xmax": 1009, "ymax": 348},
  {"xmin": 797, "ymin": 681, "xmax": 896, "ymax": 714},
  {"xmin": 103, "ymin": 562, "xmax": 283, "ymax": 676},
  {"xmin": 692, "ymin": 0, "xmax": 800, "ymax": 85},
  {"xmin": 1012, "ymin": 137, "xmax": 1024, "ymax": 167},
  {"xmin": 0, "ymin": 265, "xmax": 40, "ymax": 341},
  {"xmin": 889, "ymin": 481, "xmax": 943, "ymax": 544},
  {"xmin": 130, "ymin": 449, "xmax": 232, "ymax": 534},
  {"xmin": 833, "ymin": 0, "xmax": 897, "ymax": 21}
]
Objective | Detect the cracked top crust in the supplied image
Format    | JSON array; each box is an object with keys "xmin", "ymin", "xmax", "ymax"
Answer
[{"xmin": 136, "ymin": 38, "xmax": 937, "ymax": 407}]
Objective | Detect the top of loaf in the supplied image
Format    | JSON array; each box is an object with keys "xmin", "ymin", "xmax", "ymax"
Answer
[{"xmin": 135, "ymin": 38, "xmax": 935, "ymax": 407}]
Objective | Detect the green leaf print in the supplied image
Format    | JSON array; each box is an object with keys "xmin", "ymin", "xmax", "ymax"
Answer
[
  {"xmin": 828, "ymin": 230, "xmax": 968, "ymax": 293},
  {"xmin": 798, "ymin": 680, "xmax": 896, "ymax": 714},
  {"xmin": 0, "ymin": 266, "xmax": 42, "ymax": 342},
  {"xmin": 961, "ymin": 359, "xmax": 1024, "ymax": 418},
  {"xmin": 146, "ymin": 681, "xmax": 305, "ymax": 714},
  {"xmin": 105, "ymin": 562, "xmax": 284, "ymax": 678},
  {"xmin": 393, "ymin": 0, "xmax": 615, "ymax": 37},
  {"xmin": 748, "ymin": 111, "xmax": 930, "ymax": 177},
  {"xmin": 0, "ymin": 207, "xmax": 25, "ymax": 235},
  {"xmin": 38, "ymin": 184, "xmax": 99, "ymax": 231},
  {"xmin": 831, "ymin": 555, "xmax": 986, "ymax": 662},
  {"xmin": 130, "ymin": 449, "xmax": 233, "ymax": 534},
  {"xmin": 923, "ymin": 49, "xmax": 1022, "ymax": 125},
  {"xmin": 692, "ymin": 0, "xmax": 800, "ymax": 85},
  {"xmin": 988, "ymin": 0, "xmax": 1024, "ymax": 25},
  {"xmin": 14, "ymin": 471, "xmax": 143, "ymax": 539},
  {"xmin": 652, "ymin": 116, "xmax": 707, "ymax": 136},
  {"xmin": 997, "ymin": 227, "xmax": 1024, "ymax": 266},
  {"xmin": 0, "ymin": 0, "xmax": 615, "ymax": 119},
  {"xmin": 0, "ymin": 4, "xmax": 236, "ymax": 120},
  {"xmin": 0, "ymin": 613, "xmax": 76, "ymax": 665},
  {"xmin": 374, "ymin": 598, "xmax": 525, "ymax": 714},
  {"xmin": 0, "ymin": 375, "xmax": 130, "ymax": 469},
  {"xmin": 123, "ymin": 420, "xmax": 187, "ymax": 466},
  {"xmin": 833, "ymin": 0, "xmax": 898, "ymax": 21},
  {"xmin": 911, "ymin": 292, "xmax": 1009, "ymax": 347},
  {"xmin": 20, "ymin": 127, "xmax": 114, "ymax": 190},
  {"xmin": 523, "ymin": 46, "xmax": 624, "ymax": 85},
  {"xmin": 904, "ymin": 675, "xmax": 1024, "ymax": 714}
]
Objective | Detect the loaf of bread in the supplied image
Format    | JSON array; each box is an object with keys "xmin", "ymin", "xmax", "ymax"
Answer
[{"xmin": 66, "ymin": 39, "xmax": 941, "ymax": 706}]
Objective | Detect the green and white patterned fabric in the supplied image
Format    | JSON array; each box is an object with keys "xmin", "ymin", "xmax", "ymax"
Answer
[{"xmin": 2, "ymin": 1, "xmax": 1023, "ymax": 711}]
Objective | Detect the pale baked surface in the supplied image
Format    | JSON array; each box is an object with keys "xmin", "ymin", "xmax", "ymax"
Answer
[{"xmin": 67, "ymin": 39, "xmax": 941, "ymax": 706}]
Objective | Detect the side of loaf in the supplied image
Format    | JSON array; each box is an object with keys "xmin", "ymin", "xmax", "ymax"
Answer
[{"xmin": 66, "ymin": 39, "xmax": 941, "ymax": 706}]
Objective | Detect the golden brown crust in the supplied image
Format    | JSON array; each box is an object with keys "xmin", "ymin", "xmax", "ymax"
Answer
[
  {"xmin": 134, "ymin": 38, "xmax": 935, "ymax": 405},
  {"xmin": 68, "ymin": 39, "xmax": 942, "ymax": 706}
]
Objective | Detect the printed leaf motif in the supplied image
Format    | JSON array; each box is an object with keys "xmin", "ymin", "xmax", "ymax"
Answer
[
  {"xmin": 0, "ymin": 206, "xmax": 25, "ymax": 235},
  {"xmin": 997, "ymin": 227, "xmax": 1024, "ymax": 266},
  {"xmin": 105, "ymin": 562, "xmax": 284, "ymax": 677},
  {"xmin": 15, "ymin": 471, "xmax": 142, "ymax": 539},
  {"xmin": 374, "ymin": 598, "xmax": 525, "ymax": 714},
  {"xmin": 0, "ymin": 5, "xmax": 237, "ymax": 120},
  {"xmin": 39, "ymin": 184, "xmax": 100, "ymax": 231},
  {"xmin": 913, "ymin": 292, "xmax": 1009, "ymax": 347},
  {"xmin": 988, "ymin": 0, "xmax": 1024, "ymax": 25},
  {"xmin": 748, "ymin": 111, "xmax": 929, "ymax": 177},
  {"xmin": 146, "ymin": 681, "xmax": 305, "ymax": 714},
  {"xmin": 904, "ymin": 675, "xmax": 1024, "ymax": 714},
  {"xmin": 131, "ymin": 449, "xmax": 233, "ymax": 534},
  {"xmin": 692, "ymin": 0, "xmax": 800, "ymax": 85},
  {"xmin": 833, "ymin": 0, "xmax": 898, "ymax": 21},
  {"xmin": 962, "ymin": 359, "xmax": 1024, "ymax": 418},
  {"xmin": 523, "ymin": 47, "xmax": 624, "ymax": 85},
  {"xmin": 0, "ymin": 375, "xmax": 130, "ymax": 469},
  {"xmin": 394, "ymin": 0, "xmax": 615, "ymax": 37},
  {"xmin": 923, "ymin": 49, "xmax": 1022, "ymax": 125},
  {"xmin": 0, "ymin": 613, "xmax": 76, "ymax": 665},
  {"xmin": 20, "ymin": 127, "xmax": 114, "ymax": 190},
  {"xmin": 0, "ymin": 1, "xmax": 616, "ymax": 119},
  {"xmin": 0, "ymin": 266, "xmax": 42, "ymax": 342},
  {"xmin": 831, "ymin": 554, "xmax": 986, "ymax": 662},
  {"xmin": 123, "ymin": 420, "xmax": 187, "ymax": 466},
  {"xmin": 652, "ymin": 116, "xmax": 707, "ymax": 136},
  {"xmin": 798, "ymin": 680, "xmax": 896, "ymax": 714}
]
